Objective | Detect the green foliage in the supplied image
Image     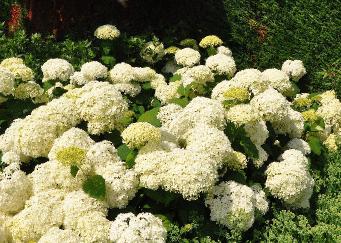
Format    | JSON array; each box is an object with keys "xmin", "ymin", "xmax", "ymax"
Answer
[
  {"xmin": 70, "ymin": 165, "xmax": 79, "ymax": 177},
  {"xmin": 137, "ymin": 107, "xmax": 161, "ymax": 127},
  {"xmin": 117, "ymin": 144, "xmax": 137, "ymax": 168},
  {"xmin": 82, "ymin": 174, "xmax": 106, "ymax": 200}
]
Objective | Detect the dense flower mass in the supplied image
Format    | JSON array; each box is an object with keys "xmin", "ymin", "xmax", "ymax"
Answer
[{"xmin": 0, "ymin": 26, "xmax": 339, "ymax": 242}]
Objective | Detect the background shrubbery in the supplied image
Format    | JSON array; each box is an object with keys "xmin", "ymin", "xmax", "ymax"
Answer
[{"xmin": 0, "ymin": 0, "xmax": 340, "ymax": 242}]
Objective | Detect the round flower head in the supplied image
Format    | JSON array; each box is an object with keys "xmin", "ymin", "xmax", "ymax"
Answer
[
  {"xmin": 140, "ymin": 41, "xmax": 165, "ymax": 64},
  {"xmin": 225, "ymin": 103, "xmax": 260, "ymax": 125},
  {"xmin": 6, "ymin": 64, "xmax": 34, "ymax": 82},
  {"xmin": 122, "ymin": 122, "xmax": 161, "ymax": 149},
  {"xmin": 205, "ymin": 181, "xmax": 258, "ymax": 232},
  {"xmin": 265, "ymin": 153, "xmax": 314, "ymax": 208},
  {"xmin": 323, "ymin": 134, "xmax": 338, "ymax": 152},
  {"xmin": 0, "ymin": 66, "xmax": 15, "ymax": 95},
  {"xmin": 110, "ymin": 212, "xmax": 167, "ymax": 243},
  {"xmin": 113, "ymin": 83, "xmax": 142, "ymax": 97},
  {"xmin": 154, "ymin": 81, "xmax": 182, "ymax": 104},
  {"xmin": 175, "ymin": 48, "xmax": 201, "ymax": 67},
  {"xmin": 225, "ymin": 151, "xmax": 248, "ymax": 170},
  {"xmin": 41, "ymin": 58, "xmax": 74, "ymax": 82},
  {"xmin": 181, "ymin": 65, "xmax": 214, "ymax": 88},
  {"xmin": 109, "ymin": 62, "xmax": 135, "ymax": 84},
  {"xmin": 261, "ymin": 68, "xmax": 295, "ymax": 97},
  {"xmin": 13, "ymin": 81, "xmax": 44, "ymax": 100},
  {"xmin": 217, "ymin": 46, "xmax": 232, "ymax": 56},
  {"xmin": 94, "ymin": 24, "xmax": 120, "ymax": 40},
  {"xmin": 133, "ymin": 67, "xmax": 157, "ymax": 82},
  {"xmin": 38, "ymin": 227, "xmax": 81, "ymax": 243},
  {"xmin": 80, "ymin": 61, "xmax": 108, "ymax": 81},
  {"xmin": 70, "ymin": 71, "xmax": 89, "ymax": 86},
  {"xmin": 205, "ymin": 54, "xmax": 236, "ymax": 77},
  {"xmin": 286, "ymin": 138, "xmax": 311, "ymax": 155},
  {"xmin": 157, "ymin": 103, "xmax": 183, "ymax": 126},
  {"xmin": 199, "ymin": 35, "xmax": 223, "ymax": 48},
  {"xmin": 165, "ymin": 46, "xmax": 180, "ymax": 55},
  {"xmin": 0, "ymin": 57, "xmax": 24, "ymax": 68},
  {"xmin": 281, "ymin": 60, "xmax": 306, "ymax": 81}
]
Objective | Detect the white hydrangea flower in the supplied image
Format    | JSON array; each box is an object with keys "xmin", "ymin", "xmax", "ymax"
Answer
[
  {"xmin": 278, "ymin": 149, "xmax": 309, "ymax": 166},
  {"xmin": 205, "ymin": 181, "xmax": 260, "ymax": 231},
  {"xmin": 1, "ymin": 151, "xmax": 20, "ymax": 164},
  {"xmin": 0, "ymin": 66, "xmax": 15, "ymax": 95},
  {"xmin": 150, "ymin": 73, "xmax": 167, "ymax": 89},
  {"xmin": 181, "ymin": 65, "xmax": 214, "ymax": 88},
  {"xmin": 211, "ymin": 80, "xmax": 232, "ymax": 102},
  {"xmin": 133, "ymin": 67, "xmax": 157, "ymax": 82},
  {"xmin": 265, "ymin": 151, "xmax": 314, "ymax": 208},
  {"xmin": 110, "ymin": 213, "xmax": 167, "ymax": 243},
  {"xmin": 251, "ymin": 184, "xmax": 269, "ymax": 215},
  {"xmin": 250, "ymin": 88, "xmax": 290, "ymax": 122},
  {"xmin": 261, "ymin": 68, "xmax": 295, "ymax": 96},
  {"xmin": 63, "ymin": 190, "xmax": 108, "ymax": 229},
  {"xmin": 0, "ymin": 57, "xmax": 24, "ymax": 67},
  {"xmin": 272, "ymin": 108, "xmax": 304, "ymax": 138},
  {"xmin": 154, "ymin": 81, "xmax": 182, "ymax": 104},
  {"xmin": 217, "ymin": 46, "xmax": 232, "ymax": 56},
  {"xmin": 70, "ymin": 71, "xmax": 89, "ymax": 86},
  {"xmin": 175, "ymin": 48, "xmax": 201, "ymax": 67},
  {"xmin": 317, "ymin": 93, "xmax": 341, "ymax": 131},
  {"xmin": 184, "ymin": 124, "xmax": 232, "ymax": 167},
  {"xmin": 323, "ymin": 134, "xmax": 338, "ymax": 151},
  {"xmin": 205, "ymin": 54, "xmax": 236, "ymax": 77},
  {"xmin": 252, "ymin": 145, "xmax": 269, "ymax": 168},
  {"xmin": 80, "ymin": 61, "xmax": 108, "ymax": 80},
  {"xmin": 122, "ymin": 122, "xmax": 161, "ymax": 149},
  {"xmin": 94, "ymin": 24, "xmax": 120, "ymax": 40},
  {"xmin": 41, "ymin": 58, "xmax": 74, "ymax": 82},
  {"xmin": 13, "ymin": 81, "xmax": 44, "ymax": 99},
  {"xmin": 281, "ymin": 60, "xmax": 306, "ymax": 81},
  {"xmin": 72, "ymin": 211, "xmax": 111, "ymax": 243},
  {"xmin": 286, "ymin": 138, "xmax": 311, "ymax": 155},
  {"xmin": 69, "ymin": 81, "xmax": 129, "ymax": 134},
  {"xmin": 135, "ymin": 148, "xmax": 219, "ymax": 200},
  {"xmin": 113, "ymin": 83, "xmax": 142, "ymax": 97},
  {"xmin": 225, "ymin": 151, "xmax": 248, "ymax": 170},
  {"xmin": 164, "ymin": 97, "xmax": 226, "ymax": 138},
  {"xmin": 30, "ymin": 160, "xmax": 86, "ymax": 194},
  {"xmin": 0, "ymin": 213, "xmax": 12, "ymax": 243},
  {"xmin": 38, "ymin": 227, "xmax": 81, "ymax": 243},
  {"xmin": 109, "ymin": 62, "xmax": 135, "ymax": 84},
  {"xmin": 6, "ymin": 64, "xmax": 34, "ymax": 82},
  {"xmin": 233, "ymin": 68, "xmax": 267, "ymax": 95},
  {"xmin": 225, "ymin": 104, "xmax": 260, "ymax": 125},
  {"xmin": 244, "ymin": 121, "xmax": 269, "ymax": 146},
  {"xmin": 89, "ymin": 141, "xmax": 139, "ymax": 208},
  {"xmin": 140, "ymin": 41, "xmax": 165, "ymax": 64},
  {"xmin": 9, "ymin": 189, "xmax": 65, "ymax": 242},
  {"xmin": 157, "ymin": 103, "xmax": 183, "ymax": 126},
  {"xmin": 48, "ymin": 127, "xmax": 94, "ymax": 168},
  {"xmin": 0, "ymin": 165, "xmax": 32, "ymax": 214}
]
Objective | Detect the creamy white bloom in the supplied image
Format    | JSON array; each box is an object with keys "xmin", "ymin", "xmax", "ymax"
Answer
[
  {"xmin": 157, "ymin": 103, "xmax": 183, "ymax": 126},
  {"xmin": 122, "ymin": 122, "xmax": 161, "ymax": 149},
  {"xmin": 217, "ymin": 46, "xmax": 232, "ymax": 56},
  {"xmin": 205, "ymin": 54, "xmax": 236, "ymax": 77},
  {"xmin": 110, "ymin": 213, "xmax": 167, "ymax": 243},
  {"xmin": 272, "ymin": 108, "xmax": 304, "ymax": 138},
  {"xmin": 70, "ymin": 71, "xmax": 89, "ymax": 85},
  {"xmin": 244, "ymin": 121, "xmax": 269, "ymax": 146},
  {"xmin": 109, "ymin": 62, "xmax": 135, "ymax": 84},
  {"xmin": 1, "ymin": 151, "xmax": 20, "ymax": 164},
  {"xmin": 225, "ymin": 151, "xmax": 248, "ymax": 170},
  {"xmin": 181, "ymin": 65, "xmax": 214, "ymax": 88},
  {"xmin": 252, "ymin": 145, "xmax": 269, "ymax": 168},
  {"xmin": 251, "ymin": 184, "xmax": 269, "ymax": 214},
  {"xmin": 0, "ymin": 164, "xmax": 32, "ymax": 214},
  {"xmin": 133, "ymin": 67, "xmax": 157, "ymax": 82},
  {"xmin": 286, "ymin": 138, "xmax": 311, "ymax": 155},
  {"xmin": 9, "ymin": 189, "xmax": 65, "ymax": 242},
  {"xmin": 278, "ymin": 149, "xmax": 309, "ymax": 166},
  {"xmin": 6, "ymin": 64, "xmax": 34, "ymax": 82},
  {"xmin": 281, "ymin": 60, "xmax": 306, "ymax": 81},
  {"xmin": 250, "ymin": 88, "xmax": 290, "ymax": 122},
  {"xmin": 261, "ymin": 68, "xmax": 295, "ymax": 96},
  {"xmin": 135, "ymin": 148, "xmax": 219, "ymax": 200},
  {"xmin": 0, "ymin": 66, "xmax": 15, "ymax": 95},
  {"xmin": 94, "ymin": 24, "xmax": 120, "ymax": 40},
  {"xmin": 175, "ymin": 48, "xmax": 201, "ymax": 67},
  {"xmin": 113, "ymin": 83, "xmax": 142, "ymax": 97},
  {"xmin": 265, "ymin": 151, "xmax": 314, "ymax": 208},
  {"xmin": 80, "ymin": 61, "xmax": 108, "ymax": 80},
  {"xmin": 13, "ymin": 81, "xmax": 44, "ymax": 99},
  {"xmin": 154, "ymin": 81, "xmax": 182, "ymax": 104},
  {"xmin": 225, "ymin": 104, "xmax": 260, "ymax": 125},
  {"xmin": 150, "ymin": 73, "xmax": 167, "ymax": 89},
  {"xmin": 38, "ymin": 227, "xmax": 81, "ymax": 243},
  {"xmin": 1, "ymin": 57, "xmax": 24, "ymax": 67},
  {"xmin": 41, "ymin": 58, "xmax": 74, "ymax": 82},
  {"xmin": 205, "ymin": 181, "xmax": 266, "ymax": 231}
]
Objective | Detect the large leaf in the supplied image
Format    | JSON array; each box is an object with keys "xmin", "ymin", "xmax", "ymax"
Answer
[
  {"xmin": 117, "ymin": 144, "xmax": 137, "ymax": 168},
  {"xmin": 137, "ymin": 107, "xmax": 161, "ymax": 127},
  {"xmin": 82, "ymin": 175, "xmax": 106, "ymax": 200},
  {"xmin": 308, "ymin": 136, "xmax": 322, "ymax": 155},
  {"xmin": 143, "ymin": 189, "xmax": 179, "ymax": 206},
  {"xmin": 240, "ymin": 136, "xmax": 259, "ymax": 160}
]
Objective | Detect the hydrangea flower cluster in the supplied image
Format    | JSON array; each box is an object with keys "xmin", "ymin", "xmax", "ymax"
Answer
[{"xmin": 1, "ymin": 28, "xmax": 340, "ymax": 241}]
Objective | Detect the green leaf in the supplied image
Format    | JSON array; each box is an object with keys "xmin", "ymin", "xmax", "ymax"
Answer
[
  {"xmin": 308, "ymin": 136, "xmax": 322, "ymax": 155},
  {"xmin": 52, "ymin": 87, "xmax": 67, "ymax": 97},
  {"xmin": 82, "ymin": 175, "xmax": 106, "ymax": 200},
  {"xmin": 143, "ymin": 189, "xmax": 179, "ymax": 206},
  {"xmin": 138, "ymin": 107, "xmax": 161, "ymax": 127},
  {"xmin": 70, "ymin": 165, "xmax": 79, "ymax": 177},
  {"xmin": 43, "ymin": 80, "xmax": 55, "ymax": 91},
  {"xmin": 117, "ymin": 144, "xmax": 137, "ymax": 168},
  {"xmin": 125, "ymin": 149, "xmax": 137, "ymax": 168},
  {"xmin": 169, "ymin": 74, "xmax": 181, "ymax": 82},
  {"xmin": 101, "ymin": 55, "xmax": 116, "ymax": 67},
  {"xmin": 207, "ymin": 46, "xmax": 217, "ymax": 56},
  {"xmin": 177, "ymin": 84, "xmax": 191, "ymax": 97},
  {"xmin": 169, "ymin": 97, "xmax": 189, "ymax": 108},
  {"xmin": 142, "ymin": 82, "xmax": 152, "ymax": 90},
  {"xmin": 240, "ymin": 136, "xmax": 259, "ymax": 160}
]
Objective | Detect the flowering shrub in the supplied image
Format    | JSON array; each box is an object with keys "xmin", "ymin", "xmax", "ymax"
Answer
[{"xmin": 0, "ymin": 25, "xmax": 340, "ymax": 242}]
